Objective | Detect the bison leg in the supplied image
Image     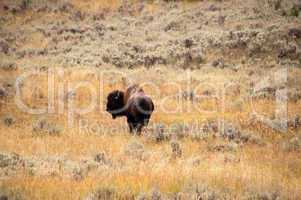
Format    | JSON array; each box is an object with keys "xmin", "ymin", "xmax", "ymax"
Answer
[
  {"xmin": 143, "ymin": 116, "xmax": 150, "ymax": 126},
  {"xmin": 133, "ymin": 116, "xmax": 151, "ymax": 135},
  {"xmin": 129, "ymin": 121, "xmax": 143, "ymax": 135},
  {"xmin": 128, "ymin": 123, "xmax": 134, "ymax": 133},
  {"xmin": 129, "ymin": 122, "xmax": 142, "ymax": 135},
  {"xmin": 127, "ymin": 115, "xmax": 150, "ymax": 135},
  {"xmin": 135, "ymin": 123, "xmax": 143, "ymax": 135},
  {"xmin": 135, "ymin": 116, "xmax": 150, "ymax": 135},
  {"xmin": 127, "ymin": 116, "xmax": 136, "ymax": 134}
]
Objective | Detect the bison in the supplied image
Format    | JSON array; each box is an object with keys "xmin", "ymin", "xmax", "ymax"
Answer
[{"xmin": 106, "ymin": 85, "xmax": 154, "ymax": 134}]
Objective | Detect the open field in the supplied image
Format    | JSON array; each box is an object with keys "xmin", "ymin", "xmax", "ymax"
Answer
[{"xmin": 0, "ymin": 0, "xmax": 301, "ymax": 199}]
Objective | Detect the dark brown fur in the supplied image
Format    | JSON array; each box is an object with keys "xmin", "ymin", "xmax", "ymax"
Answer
[{"xmin": 106, "ymin": 85, "xmax": 154, "ymax": 134}]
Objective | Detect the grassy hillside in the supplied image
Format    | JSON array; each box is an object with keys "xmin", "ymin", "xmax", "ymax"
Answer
[{"xmin": 0, "ymin": 0, "xmax": 301, "ymax": 199}]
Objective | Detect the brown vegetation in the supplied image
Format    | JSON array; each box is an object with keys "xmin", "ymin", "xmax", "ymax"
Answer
[{"xmin": 0, "ymin": 0, "xmax": 301, "ymax": 199}]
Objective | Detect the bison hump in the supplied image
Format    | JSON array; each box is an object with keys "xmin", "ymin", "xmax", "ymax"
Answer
[{"xmin": 124, "ymin": 84, "xmax": 144, "ymax": 103}]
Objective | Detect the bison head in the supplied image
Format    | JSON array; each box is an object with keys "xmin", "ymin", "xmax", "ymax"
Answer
[{"xmin": 106, "ymin": 90, "xmax": 125, "ymax": 119}]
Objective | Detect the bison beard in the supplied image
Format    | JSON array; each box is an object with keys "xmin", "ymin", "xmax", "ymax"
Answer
[{"xmin": 106, "ymin": 85, "xmax": 154, "ymax": 134}]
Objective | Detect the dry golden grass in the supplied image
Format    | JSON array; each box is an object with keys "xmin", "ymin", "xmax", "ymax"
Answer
[
  {"xmin": 0, "ymin": 65, "xmax": 301, "ymax": 199},
  {"xmin": 0, "ymin": 0, "xmax": 301, "ymax": 198}
]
